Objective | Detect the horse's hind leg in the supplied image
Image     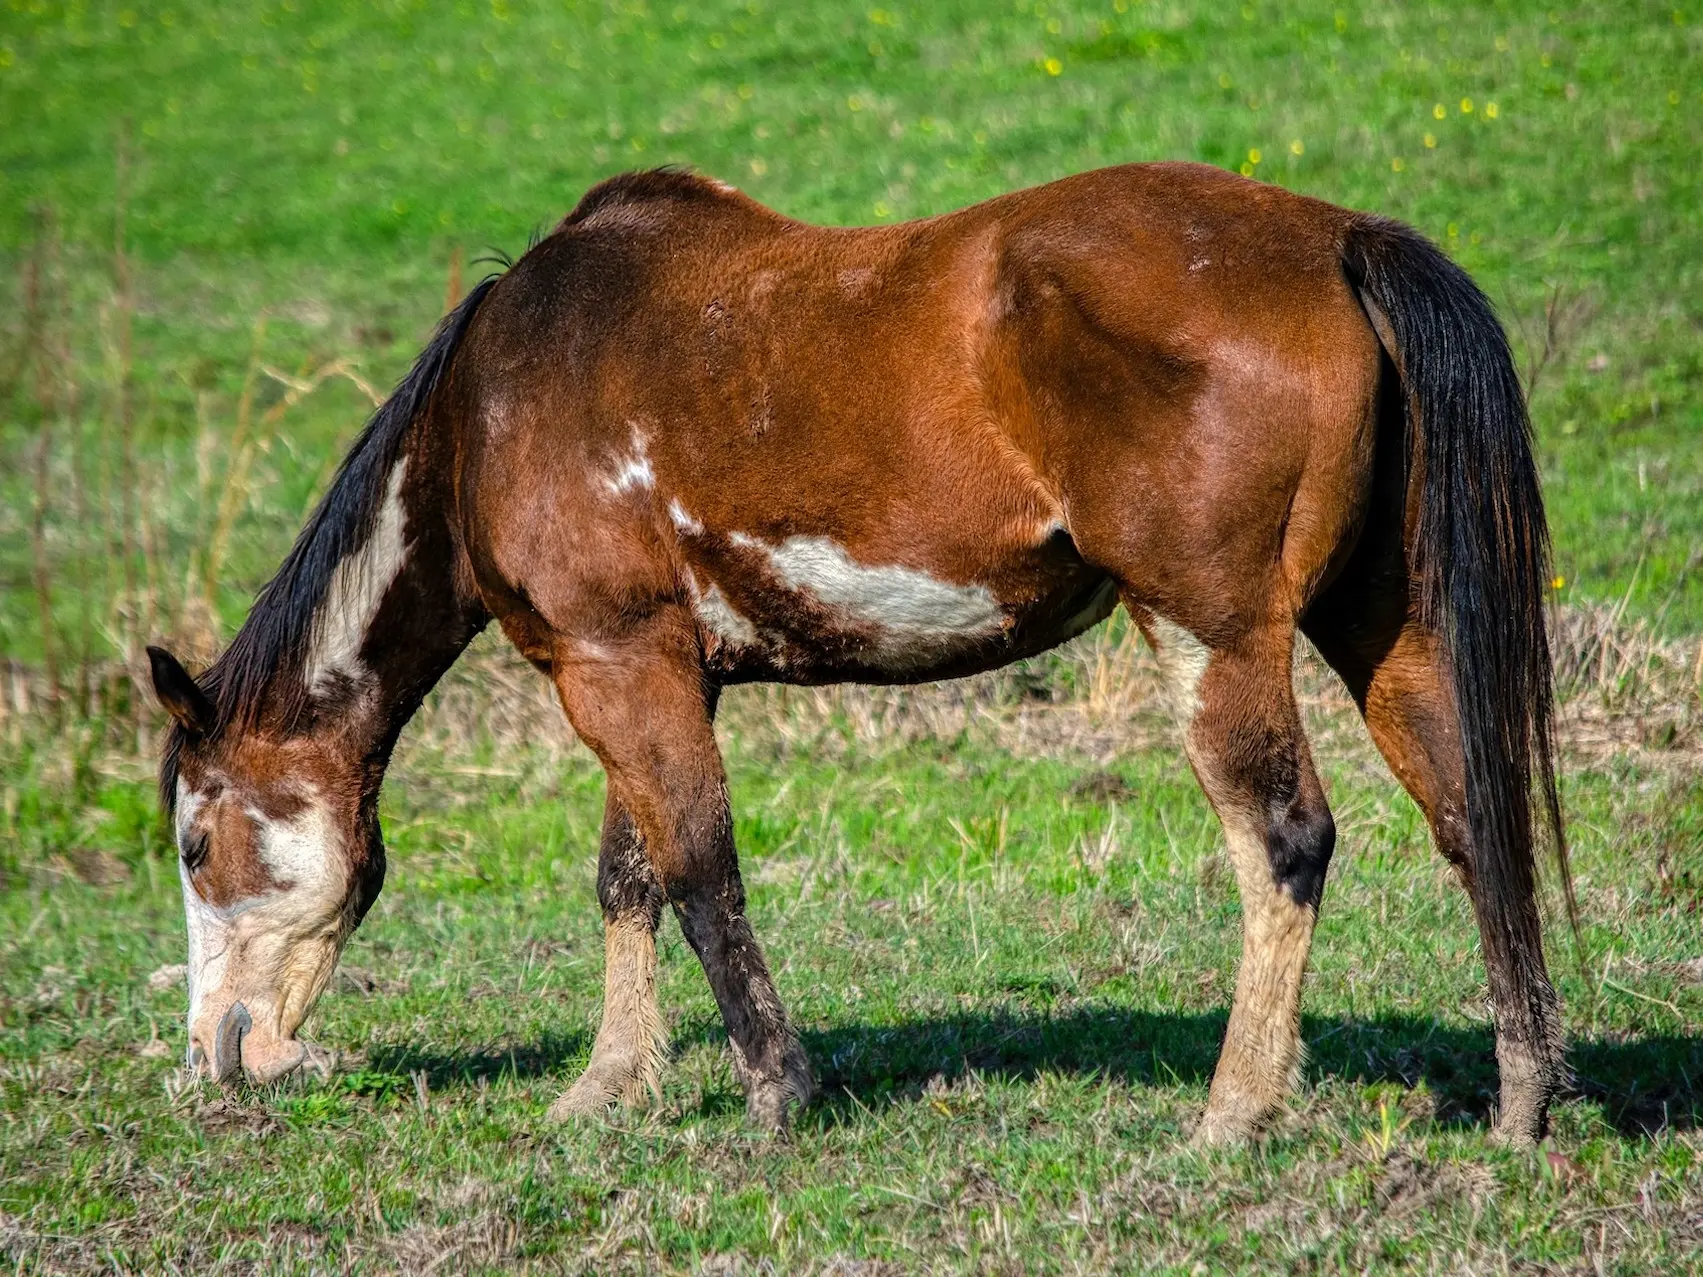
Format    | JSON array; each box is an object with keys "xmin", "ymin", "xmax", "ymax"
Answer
[
  {"xmin": 548, "ymin": 796, "xmax": 667, "ymax": 1118},
  {"xmin": 1304, "ymin": 603, "xmax": 1563, "ymax": 1142},
  {"xmin": 546, "ymin": 622, "xmax": 813, "ymax": 1130},
  {"xmin": 1140, "ymin": 607, "xmax": 1337, "ymax": 1144}
]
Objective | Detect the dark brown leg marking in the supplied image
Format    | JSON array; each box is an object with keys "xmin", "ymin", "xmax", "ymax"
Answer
[{"xmin": 550, "ymin": 629, "xmax": 812, "ymax": 1130}]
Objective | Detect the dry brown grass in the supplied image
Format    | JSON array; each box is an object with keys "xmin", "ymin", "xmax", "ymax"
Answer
[
  {"xmin": 400, "ymin": 605, "xmax": 1702, "ymax": 780},
  {"xmin": 5, "ymin": 603, "xmax": 1699, "ymax": 791}
]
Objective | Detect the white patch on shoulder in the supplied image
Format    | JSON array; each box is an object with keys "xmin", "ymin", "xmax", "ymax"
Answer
[
  {"xmin": 304, "ymin": 459, "xmax": 410, "ymax": 695},
  {"xmin": 604, "ymin": 427, "xmax": 654, "ymax": 496},
  {"xmin": 1146, "ymin": 614, "xmax": 1211, "ymax": 726},
  {"xmin": 668, "ymin": 499, "xmax": 703, "ymax": 535},
  {"xmin": 733, "ymin": 531, "xmax": 1004, "ymax": 669}
]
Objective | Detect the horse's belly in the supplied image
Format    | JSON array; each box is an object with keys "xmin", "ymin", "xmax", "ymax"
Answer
[{"xmin": 688, "ymin": 529, "xmax": 1117, "ymax": 685}]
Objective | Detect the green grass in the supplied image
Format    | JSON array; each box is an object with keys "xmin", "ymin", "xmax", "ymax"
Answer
[
  {"xmin": 3, "ymin": 721, "xmax": 1701, "ymax": 1270},
  {"xmin": 2, "ymin": 1, "xmax": 1702, "ymax": 1270},
  {"xmin": 1, "ymin": 0, "xmax": 1701, "ymax": 655}
]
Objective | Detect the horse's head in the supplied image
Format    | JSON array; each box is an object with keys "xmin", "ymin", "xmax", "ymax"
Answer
[{"xmin": 148, "ymin": 646, "xmax": 383, "ymax": 1084}]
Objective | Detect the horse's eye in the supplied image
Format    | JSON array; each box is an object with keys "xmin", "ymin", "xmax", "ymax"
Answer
[{"xmin": 181, "ymin": 831, "xmax": 210, "ymax": 873}]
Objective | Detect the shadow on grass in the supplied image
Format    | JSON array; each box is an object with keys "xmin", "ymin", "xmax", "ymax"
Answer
[
  {"xmin": 796, "ymin": 1006, "xmax": 1703, "ymax": 1137},
  {"xmin": 368, "ymin": 1029, "xmax": 592, "ymax": 1091},
  {"xmin": 364, "ymin": 1007, "xmax": 1700, "ymax": 1137}
]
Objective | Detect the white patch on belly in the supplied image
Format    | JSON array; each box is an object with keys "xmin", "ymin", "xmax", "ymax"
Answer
[
  {"xmin": 304, "ymin": 460, "xmax": 410, "ymax": 695},
  {"xmin": 604, "ymin": 427, "xmax": 654, "ymax": 496},
  {"xmin": 731, "ymin": 531, "xmax": 1004, "ymax": 669},
  {"xmin": 1145, "ymin": 614, "xmax": 1212, "ymax": 726}
]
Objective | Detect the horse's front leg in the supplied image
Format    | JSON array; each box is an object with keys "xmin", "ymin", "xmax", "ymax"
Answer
[
  {"xmin": 547, "ymin": 617, "xmax": 813, "ymax": 1130},
  {"xmin": 548, "ymin": 796, "xmax": 668, "ymax": 1118}
]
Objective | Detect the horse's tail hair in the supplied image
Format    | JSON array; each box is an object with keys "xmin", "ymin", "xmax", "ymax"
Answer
[{"xmin": 1342, "ymin": 217, "xmax": 1575, "ymax": 1043}]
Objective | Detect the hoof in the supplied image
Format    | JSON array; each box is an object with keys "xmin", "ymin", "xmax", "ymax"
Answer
[
  {"xmin": 1488, "ymin": 1113, "xmax": 1544, "ymax": 1150},
  {"xmin": 1191, "ymin": 1108, "xmax": 1264, "ymax": 1148},
  {"xmin": 547, "ymin": 1052, "xmax": 656, "ymax": 1122},
  {"xmin": 743, "ymin": 1043, "xmax": 815, "ymax": 1133}
]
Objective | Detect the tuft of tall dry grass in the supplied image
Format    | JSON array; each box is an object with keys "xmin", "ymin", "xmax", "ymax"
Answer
[{"xmin": 4, "ymin": 172, "xmax": 383, "ymax": 752}]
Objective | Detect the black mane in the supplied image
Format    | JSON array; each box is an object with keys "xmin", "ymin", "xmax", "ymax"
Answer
[{"xmin": 161, "ymin": 277, "xmax": 498, "ymax": 813}]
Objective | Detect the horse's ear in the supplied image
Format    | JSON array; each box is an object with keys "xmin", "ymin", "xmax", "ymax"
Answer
[{"xmin": 148, "ymin": 645, "xmax": 215, "ymax": 736}]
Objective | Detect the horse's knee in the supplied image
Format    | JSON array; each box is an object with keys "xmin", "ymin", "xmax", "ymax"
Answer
[{"xmin": 1266, "ymin": 793, "xmax": 1335, "ymax": 910}]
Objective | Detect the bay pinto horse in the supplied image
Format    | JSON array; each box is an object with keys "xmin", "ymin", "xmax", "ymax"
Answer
[{"xmin": 148, "ymin": 161, "xmax": 1571, "ymax": 1145}]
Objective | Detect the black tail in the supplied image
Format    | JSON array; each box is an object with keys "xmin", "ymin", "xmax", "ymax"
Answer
[{"xmin": 1343, "ymin": 219, "xmax": 1575, "ymax": 1045}]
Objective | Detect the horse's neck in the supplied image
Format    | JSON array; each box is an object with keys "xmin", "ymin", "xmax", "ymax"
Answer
[{"xmin": 298, "ymin": 452, "xmax": 485, "ymax": 775}]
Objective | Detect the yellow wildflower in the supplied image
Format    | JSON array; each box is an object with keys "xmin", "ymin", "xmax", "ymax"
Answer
[
  {"xmin": 1289, "ymin": 138, "xmax": 1304, "ymax": 155},
  {"xmin": 1433, "ymin": 102, "xmax": 1446, "ymax": 119},
  {"xmin": 1044, "ymin": 57, "xmax": 1063, "ymax": 75},
  {"xmin": 1459, "ymin": 97, "xmax": 1473, "ymax": 113},
  {"xmin": 1247, "ymin": 147, "xmax": 1262, "ymax": 164}
]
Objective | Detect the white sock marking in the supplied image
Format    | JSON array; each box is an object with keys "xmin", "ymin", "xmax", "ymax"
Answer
[{"xmin": 1147, "ymin": 614, "xmax": 1211, "ymax": 726}]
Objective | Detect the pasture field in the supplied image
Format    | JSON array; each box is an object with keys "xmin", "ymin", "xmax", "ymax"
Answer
[
  {"xmin": 3, "ymin": 672, "xmax": 1703, "ymax": 1271},
  {"xmin": 2, "ymin": 0, "xmax": 1701, "ymax": 1271}
]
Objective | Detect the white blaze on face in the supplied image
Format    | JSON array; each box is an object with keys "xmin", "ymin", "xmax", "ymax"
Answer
[
  {"xmin": 1146, "ymin": 614, "xmax": 1212, "ymax": 727},
  {"xmin": 732, "ymin": 531, "xmax": 1004, "ymax": 669},
  {"xmin": 248, "ymin": 796, "xmax": 347, "ymax": 913},
  {"xmin": 174, "ymin": 781, "xmax": 229, "ymax": 1036},
  {"xmin": 304, "ymin": 459, "xmax": 411, "ymax": 695},
  {"xmin": 176, "ymin": 775, "xmax": 351, "ymax": 1067}
]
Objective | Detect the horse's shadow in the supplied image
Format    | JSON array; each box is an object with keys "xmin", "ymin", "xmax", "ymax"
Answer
[{"xmin": 368, "ymin": 1006, "xmax": 1702, "ymax": 1137}]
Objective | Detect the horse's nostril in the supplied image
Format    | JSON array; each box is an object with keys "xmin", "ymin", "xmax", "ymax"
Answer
[
  {"xmin": 188, "ymin": 1041, "xmax": 207, "ymax": 1074},
  {"xmin": 212, "ymin": 1002, "xmax": 251, "ymax": 1084}
]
